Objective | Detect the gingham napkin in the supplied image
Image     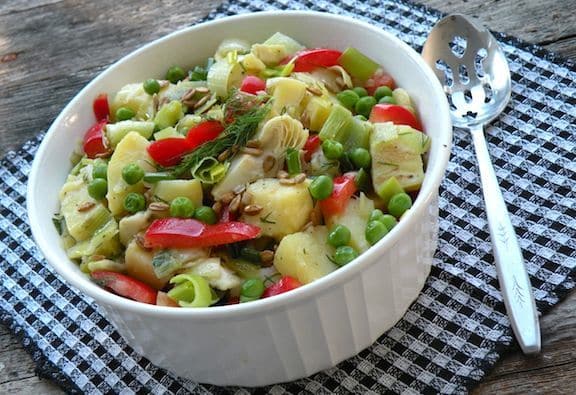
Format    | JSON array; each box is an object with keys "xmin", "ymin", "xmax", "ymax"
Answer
[{"xmin": 1, "ymin": 0, "xmax": 575, "ymax": 393}]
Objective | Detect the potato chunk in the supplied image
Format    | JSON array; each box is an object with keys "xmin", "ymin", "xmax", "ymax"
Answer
[
  {"xmin": 274, "ymin": 226, "xmax": 337, "ymax": 284},
  {"xmin": 240, "ymin": 178, "xmax": 313, "ymax": 240}
]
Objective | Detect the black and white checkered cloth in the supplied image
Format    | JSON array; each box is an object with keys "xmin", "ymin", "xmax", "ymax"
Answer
[{"xmin": 1, "ymin": 0, "xmax": 575, "ymax": 393}]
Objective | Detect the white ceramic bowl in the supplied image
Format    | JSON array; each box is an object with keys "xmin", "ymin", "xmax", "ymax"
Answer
[{"xmin": 28, "ymin": 11, "xmax": 452, "ymax": 387}]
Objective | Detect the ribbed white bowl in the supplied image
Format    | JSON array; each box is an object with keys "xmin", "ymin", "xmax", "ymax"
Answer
[{"xmin": 28, "ymin": 11, "xmax": 452, "ymax": 386}]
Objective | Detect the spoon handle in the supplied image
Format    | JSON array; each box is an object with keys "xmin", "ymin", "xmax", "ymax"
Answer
[{"xmin": 470, "ymin": 124, "xmax": 541, "ymax": 354}]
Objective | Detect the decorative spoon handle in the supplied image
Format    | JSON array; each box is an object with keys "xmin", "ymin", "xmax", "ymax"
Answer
[{"xmin": 470, "ymin": 124, "xmax": 541, "ymax": 354}]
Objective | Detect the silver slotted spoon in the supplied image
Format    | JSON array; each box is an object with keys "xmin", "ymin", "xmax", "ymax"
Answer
[{"xmin": 422, "ymin": 14, "xmax": 541, "ymax": 354}]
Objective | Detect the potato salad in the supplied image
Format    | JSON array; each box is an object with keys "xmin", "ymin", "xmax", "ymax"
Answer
[{"xmin": 55, "ymin": 33, "xmax": 431, "ymax": 307}]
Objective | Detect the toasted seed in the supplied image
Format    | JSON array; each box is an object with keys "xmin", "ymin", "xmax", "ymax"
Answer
[
  {"xmin": 262, "ymin": 155, "xmax": 276, "ymax": 173},
  {"xmin": 243, "ymin": 204, "xmax": 263, "ymax": 215},
  {"xmin": 233, "ymin": 184, "xmax": 246, "ymax": 195},
  {"xmin": 241, "ymin": 191, "xmax": 253, "ymax": 206},
  {"xmin": 135, "ymin": 232, "xmax": 148, "ymax": 249},
  {"xmin": 260, "ymin": 250, "xmax": 274, "ymax": 264},
  {"xmin": 152, "ymin": 93, "xmax": 159, "ymax": 112},
  {"xmin": 182, "ymin": 88, "xmax": 197, "ymax": 101},
  {"xmin": 195, "ymin": 87, "xmax": 210, "ymax": 93},
  {"xmin": 149, "ymin": 202, "xmax": 169, "ymax": 212},
  {"xmin": 277, "ymin": 170, "xmax": 289, "ymax": 179},
  {"xmin": 78, "ymin": 202, "xmax": 96, "ymax": 212},
  {"xmin": 241, "ymin": 147, "xmax": 263, "ymax": 156},
  {"xmin": 229, "ymin": 194, "xmax": 242, "ymax": 212},
  {"xmin": 231, "ymin": 144, "xmax": 240, "ymax": 154},
  {"xmin": 246, "ymin": 139, "xmax": 262, "ymax": 148},
  {"xmin": 293, "ymin": 173, "xmax": 306, "ymax": 184},
  {"xmin": 194, "ymin": 95, "xmax": 210, "ymax": 109},
  {"xmin": 217, "ymin": 149, "xmax": 231, "ymax": 162},
  {"xmin": 307, "ymin": 85, "xmax": 322, "ymax": 96},
  {"xmin": 212, "ymin": 201, "xmax": 223, "ymax": 215},
  {"xmin": 302, "ymin": 221, "xmax": 313, "ymax": 231},
  {"xmin": 310, "ymin": 203, "xmax": 323, "ymax": 225},
  {"xmin": 279, "ymin": 177, "xmax": 296, "ymax": 185},
  {"xmin": 220, "ymin": 192, "xmax": 235, "ymax": 205}
]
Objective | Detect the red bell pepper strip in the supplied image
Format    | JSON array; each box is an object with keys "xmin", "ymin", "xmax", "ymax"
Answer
[
  {"xmin": 364, "ymin": 70, "xmax": 396, "ymax": 95},
  {"xmin": 262, "ymin": 276, "xmax": 302, "ymax": 298},
  {"xmin": 147, "ymin": 138, "xmax": 194, "ymax": 167},
  {"xmin": 292, "ymin": 49, "xmax": 343, "ymax": 72},
  {"xmin": 240, "ymin": 76, "xmax": 266, "ymax": 95},
  {"xmin": 91, "ymin": 271, "xmax": 157, "ymax": 305},
  {"xmin": 319, "ymin": 173, "xmax": 357, "ymax": 219},
  {"xmin": 303, "ymin": 134, "xmax": 321, "ymax": 161},
  {"xmin": 186, "ymin": 120, "xmax": 224, "ymax": 146},
  {"xmin": 82, "ymin": 119, "xmax": 109, "ymax": 159},
  {"xmin": 143, "ymin": 218, "xmax": 261, "ymax": 249},
  {"xmin": 93, "ymin": 93, "xmax": 110, "ymax": 121},
  {"xmin": 148, "ymin": 121, "xmax": 224, "ymax": 167},
  {"xmin": 369, "ymin": 104, "xmax": 422, "ymax": 131}
]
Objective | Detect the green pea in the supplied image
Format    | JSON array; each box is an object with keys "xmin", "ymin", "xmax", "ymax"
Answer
[
  {"xmin": 365, "ymin": 220, "xmax": 388, "ymax": 245},
  {"xmin": 115, "ymin": 107, "xmax": 135, "ymax": 121},
  {"xmin": 143, "ymin": 78, "xmax": 161, "ymax": 95},
  {"xmin": 378, "ymin": 96, "xmax": 396, "ymax": 104},
  {"xmin": 87, "ymin": 178, "xmax": 107, "ymax": 200},
  {"xmin": 170, "ymin": 197, "xmax": 195, "ymax": 218},
  {"xmin": 374, "ymin": 86, "xmax": 393, "ymax": 101},
  {"xmin": 333, "ymin": 246, "xmax": 358, "ymax": 266},
  {"xmin": 121, "ymin": 163, "xmax": 145, "ymax": 185},
  {"xmin": 328, "ymin": 224, "xmax": 351, "ymax": 248},
  {"xmin": 388, "ymin": 192, "xmax": 412, "ymax": 217},
  {"xmin": 380, "ymin": 214, "xmax": 398, "ymax": 231},
  {"xmin": 123, "ymin": 192, "xmax": 145, "ymax": 213},
  {"xmin": 355, "ymin": 96, "xmax": 377, "ymax": 118},
  {"xmin": 349, "ymin": 147, "xmax": 371, "ymax": 169},
  {"xmin": 352, "ymin": 87, "xmax": 368, "ymax": 97},
  {"xmin": 354, "ymin": 168, "xmax": 370, "ymax": 191},
  {"xmin": 336, "ymin": 90, "xmax": 360, "ymax": 110},
  {"xmin": 166, "ymin": 65, "xmax": 186, "ymax": 84},
  {"xmin": 309, "ymin": 175, "xmax": 334, "ymax": 200},
  {"xmin": 369, "ymin": 209, "xmax": 384, "ymax": 223},
  {"xmin": 92, "ymin": 162, "xmax": 108, "ymax": 180},
  {"xmin": 194, "ymin": 206, "xmax": 217, "ymax": 224},
  {"xmin": 240, "ymin": 278, "xmax": 265, "ymax": 302},
  {"xmin": 322, "ymin": 139, "xmax": 344, "ymax": 160}
]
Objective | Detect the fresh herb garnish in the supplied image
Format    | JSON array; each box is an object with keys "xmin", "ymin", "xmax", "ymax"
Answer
[
  {"xmin": 260, "ymin": 212, "xmax": 276, "ymax": 224},
  {"xmin": 170, "ymin": 96, "xmax": 270, "ymax": 176},
  {"xmin": 52, "ymin": 213, "xmax": 63, "ymax": 235}
]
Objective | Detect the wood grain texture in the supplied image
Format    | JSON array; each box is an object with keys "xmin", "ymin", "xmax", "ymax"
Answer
[{"xmin": 0, "ymin": 0, "xmax": 574, "ymax": 393}]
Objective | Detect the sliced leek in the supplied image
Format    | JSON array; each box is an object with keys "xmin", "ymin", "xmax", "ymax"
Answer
[
  {"xmin": 207, "ymin": 60, "xmax": 244, "ymax": 98},
  {"xmin": 215, "ymin": 38, "xmax": 251, "ymax": 61},
  {"xmin": 263, "ymin": 32, "xmax": 305, "ymax": 56}
]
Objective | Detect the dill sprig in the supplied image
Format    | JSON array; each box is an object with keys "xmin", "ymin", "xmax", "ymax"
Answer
[{"xmin": 170, "ymin": 96, "xmax": 270, "ymax": 176}]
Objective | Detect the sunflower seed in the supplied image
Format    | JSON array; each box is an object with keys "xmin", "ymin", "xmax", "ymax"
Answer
[
  {"xmin": 277, "ymin": 170, "xmax": 289, "ymax": 179},
  {"xmin": 149, "ymin": 202, "xmax": 170, "ymax": 212},
  {"xmin": 279, "ymin": 177, "xmax": 296, "ymax": 185},
  {"xmin": 241, "ymin": 191, "xmax": 253, "ymax": 206},
  {"xmin": 194, "ymin": 95, "xmax": 210, "ymax": 109},
  {"xmin": 212, "ymin": 201, "xmax": 223, "ymax": 215},
  {"xmin": 217, "ymin": 149, "xmax": 231, "ymax": 162},
  {"xmin": 182, "ymin": 88, "xmax": 197, "ymax": 101},
  {"xmin": 307, "ymin": 85, "xmax": 322, "ymax": 96},
  {"xmin": 240, "ymin": 147, "xmax": 263, "ymax": 156},
  {"xmin": 220, "ymin": 192, "xmax": 235, "ymax": 205},
  {"xmin": 195, "ymin": 87, "xmax": 210, "ymax": 93},
  {"xmin": 310, "ymin": 203, "xmax": 323, "ymax": 225},
  {"xmin": 229, "ymin": 194, "xmax": 242, "ymax": 212},
  {"xmin": 233, "ymin": 184, "xmax": 246, "ymax": 195},
  {"xmin": 243, "ymin": 204, "xmax": 263, "ymax": 215},
  {"xmin": 293, "ymin": 173, "xmax": 307, "ymax": 184},
  {"xmin": 246, "ymin": 139, "xmax": 262, "ymax": 148},
  {"xmin": 77, "ymin": 202, "xmax": 95, "ymax": 212},
  {"xmin": 263, "ymin": 155, "xmax": 276, "ymax": 172},
  {"xmin": 260, "ymin": 250, "xmax": 274, "ymax": 264}
]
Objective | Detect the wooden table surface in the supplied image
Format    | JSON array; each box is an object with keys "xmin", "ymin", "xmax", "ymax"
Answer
[{"xmin": 1, "ymin": 0, "xmax": 575, "ymax": 393}]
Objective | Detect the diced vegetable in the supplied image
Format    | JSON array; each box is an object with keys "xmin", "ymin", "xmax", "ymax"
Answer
[
  {"xmin": 93, "ymin": 94, "xmax": 110, "ymax": 121},
  {"xmin": 91, "ymin": 270, "xmax": 157, "ymax": 304},
  {"xmin": 326, "ymin": 193, "xmax": 375, "ymax": 253},
  {"xmin": 207, "ymin": 60, "xmax": 244, "ymax": 98},
  {"xmin": 83, "ymin": 120, "xmax": 109, "ymax": 159},
  {"xmin": 274, "ymin": 226, "xmax": 337, "ymax": 284},
  {"xmin": 110, "ymin": 82, "xmax": 155, "ymax": 121},
  {"xmin": 106, "ymin": 120, "xmax": 155, "ymax": 147},
  {"xmin": 337, "ymin": 47, "xmax": 380, "ymax": 83},
  {"xmin": 292, "ymin": 49, "xmax": 343, "ymax": 72},
  {"xmin": 106, "ymin": 131, "xmax": 156, "ymax": 216},
  {"xmin": 319, "ymin": 173, "xmax": 357, "ymax": 219},
  {"xmin": 267, "ymin": 77, "xmax": 307, "ymax": 115},
  {"xmin": 318, "ymin": 104, "xmax": 353, "ymax": 143},
  {"xmin": 369, "ymin": 104, "xmax": 422, "ymax": 130},
  {"xmin": 154, "ymin": 127, "xmax": 182, "ymax": 140},
  {"xmin": 369, "ymin": 122, "xmax": 430, "ymax": 195},
  {"xmin": 125, "ymin": 240, "xmax": 170, "ymax": 289},
  {"xmin": 143, "ymin": 218, "xmax": 261, "ymax": 249},
  {"xmin": 153, "ymin": 179, "xmax": 203, "ymax": 207},
  {"xmin": 240, "ymin": 178, "xmax": 313, "ymax": 240},
  {"xmin": 251, "ymin": 43, "xmax": 288, "ymax": 66},
  {"xmin": 263, "ymin": 32, "xmax": 305, "ymax": 56},
  {"xmin": 154, "ymin": 100, "xmax": 184, "ymax": 130}
]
